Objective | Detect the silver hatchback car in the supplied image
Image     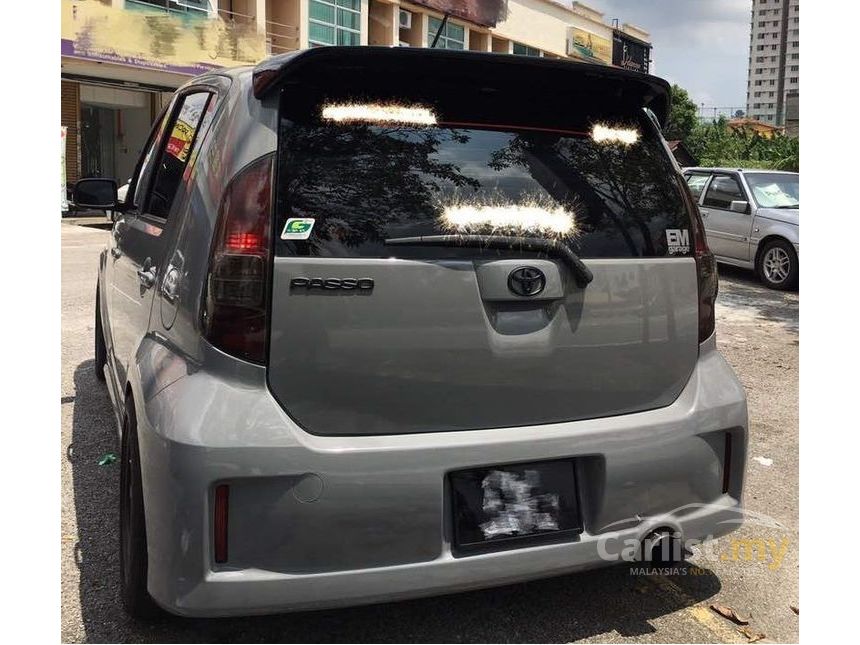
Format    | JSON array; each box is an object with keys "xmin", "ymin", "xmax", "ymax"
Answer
[
  {"xmin": 683, "ymin": 168, "xmax": 799, "ymax": 290},
  {"xmin": 74, "ymin": 47, "xmax": 748, "ymax": 619}
]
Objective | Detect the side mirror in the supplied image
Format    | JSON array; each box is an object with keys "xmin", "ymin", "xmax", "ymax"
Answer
[
  {"xmin": 729, "ymin": 200, "xmax": 750, "ymax": 214},
  {"xmin": 73, "ymin": 178, "xmax": 118, "ymax": 211}
]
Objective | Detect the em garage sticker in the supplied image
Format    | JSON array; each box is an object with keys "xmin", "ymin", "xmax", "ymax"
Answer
[
  {"xmin": 281, "ymin": 218, "xmax": 315, "ymax": 240},
  {"xmin": 665, "ymin": 228, "xmax": 690, "ymax": 255}
]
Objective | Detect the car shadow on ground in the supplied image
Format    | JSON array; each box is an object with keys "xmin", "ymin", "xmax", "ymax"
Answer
[
  {"xmin": 716, "ymin": 265, "xmax": 798, "ymax": 333},
  {"xmin": 69, "ymin": 359, "xmax": 722, "ymax": 643}
]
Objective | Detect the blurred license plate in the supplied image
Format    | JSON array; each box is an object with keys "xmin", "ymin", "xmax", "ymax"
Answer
[{"xmin": 450, "ymin": 459, "xmax": 582, "ymax": 553}]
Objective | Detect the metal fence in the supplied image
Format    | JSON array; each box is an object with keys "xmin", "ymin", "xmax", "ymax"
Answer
[
  {"xmin": 216, "ymin": 7, "xmax": 299, "ymax": 56},
  {"xmin": 697, "ymin": 106, "xmax": 747, "ymax": 123}
]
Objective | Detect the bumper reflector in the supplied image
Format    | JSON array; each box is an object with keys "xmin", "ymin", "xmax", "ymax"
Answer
[
  {"xmin": 722, "ymin": 433, "xmax": 733, "ymax": 494},
  {"xmin": 214, "ymin": 484, "xmax": 229, "ymax": 563}
]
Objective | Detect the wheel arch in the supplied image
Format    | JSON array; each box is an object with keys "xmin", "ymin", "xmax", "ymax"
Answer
[{"xmin": 754, "ymin": 234, "xmax": 795, "ymax": 267}]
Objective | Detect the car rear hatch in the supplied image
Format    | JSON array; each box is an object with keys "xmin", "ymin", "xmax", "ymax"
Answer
[{"xmin": 261, "ymin": 48, "xmax": 701, "ymax": 436}]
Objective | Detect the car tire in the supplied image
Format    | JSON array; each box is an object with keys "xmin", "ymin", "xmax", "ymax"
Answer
[
  {"xmin": 119, "ymin": 397, "xmax": 162, "ymax": 619},
  {"xmin": 94, "ymin": 285, "xmax": 107, "ymax": 383},
  {"xmin": 756, "ymin": 239, "xmax": 798, "ymax": 291}
]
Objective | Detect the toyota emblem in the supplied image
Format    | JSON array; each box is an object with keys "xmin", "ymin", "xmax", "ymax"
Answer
[{"xmin": 508, "ymin": 266, "xmax": 546, "ymax": 297}]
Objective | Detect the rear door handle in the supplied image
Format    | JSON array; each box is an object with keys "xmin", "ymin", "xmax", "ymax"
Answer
[
  {"xmin": 137, "ymin": 267, "xmax": 156, "ymax": 289},
  {"xmin": 137, "ymin": 257, "xmax": 157, "ymax": 289}
]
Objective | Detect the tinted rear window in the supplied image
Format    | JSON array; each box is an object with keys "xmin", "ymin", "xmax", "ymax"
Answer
[{"xmin": 275, "ymin": 91, "xmax": 691, "ymax": 260}]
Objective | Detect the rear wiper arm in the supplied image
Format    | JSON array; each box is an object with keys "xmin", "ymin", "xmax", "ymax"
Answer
[{"xmin": 384, "ymin": 235, "xmax": 594, "ymax": 287}]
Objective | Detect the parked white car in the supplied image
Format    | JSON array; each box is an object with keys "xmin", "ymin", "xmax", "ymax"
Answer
[{"xmin": 683, "ymin": 168, "xmax": 798, "ymax": 290}]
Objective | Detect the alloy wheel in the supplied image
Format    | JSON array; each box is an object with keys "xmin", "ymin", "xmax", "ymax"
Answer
[{"xmin": 762, "ymin": 246, "xmax": 791, "ymax": 284}]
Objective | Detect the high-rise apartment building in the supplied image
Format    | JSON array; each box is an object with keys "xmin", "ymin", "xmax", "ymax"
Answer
[{"xmin": 746, "ymin": 0, "xmax": 799, "ymax": 133}]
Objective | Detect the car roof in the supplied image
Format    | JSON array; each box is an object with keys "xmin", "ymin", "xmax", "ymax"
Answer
[
  {"xmin": 684, "ymin": 167, "xmax": 798, "ymax": 175},
  {"xmin": 174, "ymin": 65, "xmax": 254, "ymax": 96}
]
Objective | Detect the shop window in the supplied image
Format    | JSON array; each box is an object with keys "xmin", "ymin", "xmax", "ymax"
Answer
[
  {"xmin": 512, "ymin": 42, "xmax": 541, "ymax": 57},
  {"xmin": 427, "ymin": 16, "xmax": 465, "ymax": 49},
  {"xmin": 309, "ymin": 0, "xmax": 361, "ymax": 47}
]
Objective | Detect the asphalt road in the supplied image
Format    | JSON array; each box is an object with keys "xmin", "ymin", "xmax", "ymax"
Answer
[{"xmin": 61, "ymin": 221, "xmax": 799, "ymax": 643}]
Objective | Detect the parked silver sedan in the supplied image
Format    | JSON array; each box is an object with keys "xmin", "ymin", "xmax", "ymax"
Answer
[{"xmin": 683, "ymin": 168, "xmax": 799, "ymax": 290}]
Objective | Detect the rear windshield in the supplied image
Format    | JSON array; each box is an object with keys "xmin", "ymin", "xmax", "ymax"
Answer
[{"xmin": 275, "ymin": 94, "xmax": 691, "ymax": 260}]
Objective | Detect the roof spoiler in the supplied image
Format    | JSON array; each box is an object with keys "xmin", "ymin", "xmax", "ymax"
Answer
[{"xmin": 252, "ymin": 46, "xmax": 672, "ymax": 126}]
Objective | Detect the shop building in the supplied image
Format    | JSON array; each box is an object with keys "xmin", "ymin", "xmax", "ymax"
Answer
[
  {"xmin": 61, "ymin": 0, "xmax": 268, "ymax": 187},
  {"xmin": 62, "ymin": 0, "xmax": 650, "ymax": 188}
]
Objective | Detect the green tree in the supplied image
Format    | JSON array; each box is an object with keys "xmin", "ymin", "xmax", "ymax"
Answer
[
  {"xmin": 685, "ymin": 118, "xmax": 799, "ymax": 172},
  {"xmin": 663, "ymin": 84, "xmax": 699, "ymax": 142}
]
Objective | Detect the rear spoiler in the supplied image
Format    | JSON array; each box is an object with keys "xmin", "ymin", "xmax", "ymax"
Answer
[{"xmin": 252, "ymin": 46, "xmax": 672, "ymax": 126}]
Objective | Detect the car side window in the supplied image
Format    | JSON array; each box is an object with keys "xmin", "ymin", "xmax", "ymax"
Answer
[
  {"xmin": 685, "ymin": 174, "xmax": 711, "ymax": 200},
  {"xmin": 130, "ymin": 111, "xmax": 168, "ymax": 210},
  {"xmin": 703, "ymin": 175, "xmax": 745, "ymax": 209},
  {"xmin": 145, "ymin": 92, "xmax": 212, "ymax": 219}
]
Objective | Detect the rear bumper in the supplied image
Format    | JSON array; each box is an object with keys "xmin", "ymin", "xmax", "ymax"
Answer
[{"xmin": 135, "ymin": 336, "xmax": 747, "ymax": 617}]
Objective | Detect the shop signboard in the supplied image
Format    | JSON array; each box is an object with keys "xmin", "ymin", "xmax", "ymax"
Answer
[
  {"xmin": 612, "ymin": 31, "xmax": 651, "ymax": 73},
  {"xmin": 568, "ymin": 27, "xmax": 612, "ymax": 65}
]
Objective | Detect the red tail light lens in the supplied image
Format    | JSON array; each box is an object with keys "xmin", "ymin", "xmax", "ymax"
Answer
[
  {"xmin": 203, "ymin": 154, "xmax": 274, "ymax": 363},
  {"xmin": 679, "ymin": 176, "xmax": 718, "ymax": 342}
]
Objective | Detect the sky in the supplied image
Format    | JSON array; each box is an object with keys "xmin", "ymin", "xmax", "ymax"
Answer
[{"xmin": 594, "ymin": 0, "xmax": 751, "ymax": 109}]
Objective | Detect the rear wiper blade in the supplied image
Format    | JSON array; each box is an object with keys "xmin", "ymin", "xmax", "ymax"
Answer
[
  {"xmin": 772, "ymin": 204, "xmax": 799, "ymax": 208},
  {"xmin": 384, "ymin": 235, "xmax": 594, "ymax": 287}
]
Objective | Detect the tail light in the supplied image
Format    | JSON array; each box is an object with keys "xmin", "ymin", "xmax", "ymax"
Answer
[
  {"xmin": 203, "ymin": 154, "xmax": 274, "ymax": 363},
  {"xmin": 679, "ymin": 176, "xmax": 718, "ymax": 342}
]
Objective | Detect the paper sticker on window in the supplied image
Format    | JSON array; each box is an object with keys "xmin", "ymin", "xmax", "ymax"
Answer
[
  {"xmin": 281, "ymin": 218, "xmax": 315, "ymax": 240},
  {"xmin": 165, "ymin": 119, "xmax": 195, "ymax": 162}
]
